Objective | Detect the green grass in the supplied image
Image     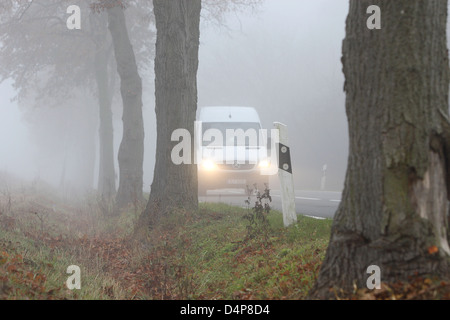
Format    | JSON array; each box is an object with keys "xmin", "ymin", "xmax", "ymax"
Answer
[
  {"xmin": 0, "ymin": 188, "xmax": 333, "ymax": 300},
  {"xmin": 0, "ymin": 190, "xmax": 135, "ymax": 299},
  {"xmin": 140, "ymin": 202, "xmax": 333, "ymax": 299},
  {"xmin": 0, "ymin": 227, "xmax": 128, "ymax": 299}
]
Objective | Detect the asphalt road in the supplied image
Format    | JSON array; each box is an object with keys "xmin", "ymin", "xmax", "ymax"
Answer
[{"xmin": 199, "ymin": 189, "xmax": 341, "ymax": 219}]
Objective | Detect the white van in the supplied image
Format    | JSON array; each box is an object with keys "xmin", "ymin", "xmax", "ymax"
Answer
[{"xmin": 197, "ymin": 106, "xmax": 272, "ymax": 195}]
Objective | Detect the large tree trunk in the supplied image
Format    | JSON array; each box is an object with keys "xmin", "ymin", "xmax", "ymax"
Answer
[
  {"xmin": 107, "ymin": 5, "xmax": 145, "ymax": 211},
  {"xmin": 311, "ymin": 0, "xmax": 450, "ymax": 298},
  {"xmin": 140, "ymin": 0, "xmax": 201, "ymax": 226}
]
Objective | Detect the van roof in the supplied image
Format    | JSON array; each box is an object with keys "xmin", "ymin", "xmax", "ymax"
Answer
[{"xmin": 198, "ymin": 106, "xmax": 261, "ymax": 123}]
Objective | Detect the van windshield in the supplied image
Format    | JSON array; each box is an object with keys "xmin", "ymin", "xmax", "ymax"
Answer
[{"xmin": 202, "ymin": 122, "xmax": 262, "ymax": 147}]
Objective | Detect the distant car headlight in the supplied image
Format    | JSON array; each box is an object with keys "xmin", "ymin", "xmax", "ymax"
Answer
[
  {"xmin": 258, "ymin": 159, "xmax": 271, "ymax": 168},
  {"xmin": 201, "ymin": 159, "xmax": 217, "ymax": 171}
]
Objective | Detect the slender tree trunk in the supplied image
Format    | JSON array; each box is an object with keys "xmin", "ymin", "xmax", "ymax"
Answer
[
  {"xmin": 140, "ymin": 0, "xmax": 201, "ymax": 226},
  {"xmin": 107, "ymin": 5, "xmax": 145, "ymax": 211},
  {"xmin": 83, "ymin": 94, "xmax": 99, "ymax": 192},
  {"xmin": 91, "ymin": 11, "xmax": 117, "ymax": 201},
  {"xmin": 311, "ymin": 0, "xmax": 450, "ymax": 299},
  {"xmin": 95, "ymin": 46, "xmax": 116, "ymax": 200}
]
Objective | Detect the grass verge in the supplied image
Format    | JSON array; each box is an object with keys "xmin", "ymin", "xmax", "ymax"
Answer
[
  {"xmin": 129, "ymin": 202, "xmax": 332, "ymax": 299},
  {"xmin": 0, "ymin": 185, "xmax": 332, "ymax": 299}
]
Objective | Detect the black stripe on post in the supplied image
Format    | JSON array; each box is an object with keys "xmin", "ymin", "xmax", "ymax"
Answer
[{"xmin": 278, "ymin": 143, "xmax": 292, "ymax": 174}]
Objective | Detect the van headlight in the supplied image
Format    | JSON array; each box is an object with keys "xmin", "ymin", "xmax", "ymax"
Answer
[
  {"xmin": 201, "ymin": 159, "xmax": 217, "ymax": 171},
  {"xmin": 258, "ymin": 159, "xmax": 271, "ymax": 169}
]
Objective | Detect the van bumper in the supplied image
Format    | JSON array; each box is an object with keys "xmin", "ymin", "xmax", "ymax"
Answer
[{"xmin": 198, "ymin": 169, "xmax": 269, "ymax": 195}]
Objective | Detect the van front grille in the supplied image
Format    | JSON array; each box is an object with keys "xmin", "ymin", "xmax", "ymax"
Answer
[{"xmin": 216, "ymin": 163, "xmax": 256, "ymax": 171}]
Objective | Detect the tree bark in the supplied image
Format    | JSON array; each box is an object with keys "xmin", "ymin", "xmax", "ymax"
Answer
[
  {"xmin": 107, "ymin": 5, "xmax": 145, "ymax": 211},
  {"xmin": 311, "ymin": 0, "xmax": 450, "ymax": 299},
  {"xmin": 140, "ymin": 0, "xmax": 201, "ymax": 226},
  {"xmin": 91, "ymin": 11, "xmax": 117, "ymax": 200},
  {"xmin": 95, "ymin": 46, "xmax": 117, "ymax": 200}
]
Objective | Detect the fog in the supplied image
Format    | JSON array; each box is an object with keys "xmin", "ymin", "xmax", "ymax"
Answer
[
  {"xmin": 0, "ymin": 0, "xmax": 349, "ymax": 195},
  {"xmin": 198, "ymin": 0, "xmax": 349, "ymax": 191},
  {"xmin": 3, "ymin": 1, "xmax": 450, "ymax": 301}
]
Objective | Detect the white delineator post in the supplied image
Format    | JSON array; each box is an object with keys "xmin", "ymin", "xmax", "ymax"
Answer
[{"xmin": 274, "ymin": 122, "xmax": 297, "ymax": 227}]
